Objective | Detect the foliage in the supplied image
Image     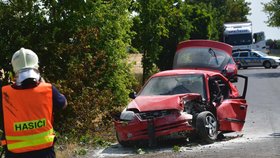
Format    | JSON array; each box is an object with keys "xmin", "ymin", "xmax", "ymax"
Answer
[
  {"xmin": 132, "ymin": 1, "xmax": 191, "ymax": 80},
  {"xmin": 74, "ymin": 148, "xmax": 88, "ymax": 156},
  {"xmin": 223, "ymin": 0, "xmax": 251, "ymax": 23},
  {"xmin": 0, "ymin": 0, "xmax": 136, "ymax": 140},
  {"xmin": 136, "ymin": 148, "xmax": 146, "ymax": 154},
  {"xmin": 188, "ymin": 0, "xmax": 250, "ymax": 40},
  {"xmin": 266, "ymin": 39, "xmax": 280, "ymax": 49},
  {"xmin": 172, "ymin": 145, "xmax": 180, "ymax": 152},
  {"xmin": 131, "ymin": 0, "xmax": 180, "ymax": 80},
  {"xmin": 131, "ymin": 0, "xmax": 251, "ymax": 81},
  {"xmin": 263, "ymin": 0, "xmax": 280, "ymax": 27}
]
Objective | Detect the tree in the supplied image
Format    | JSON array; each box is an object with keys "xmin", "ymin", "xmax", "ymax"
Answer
[
  {"xmin": 263, "ymin": 0, "xmax": 280, "ymax": 27},
  {"xmin": 0, "ymin": 0, "xmax": 136, "ymax": 137},
  {"xmin": 132, "ymin": 0, "xmax": 182, "ymax": 81},
  {"xmin": 132, "ymin": 0, "xmax": 220, "ymax": 81},
  {"xmin": 188, "ymin": 0, "xmax": 250, "ymax": 41},
  {"xmin": 224, "ymin": 0, "xmax": 251, "ymax": 22}
]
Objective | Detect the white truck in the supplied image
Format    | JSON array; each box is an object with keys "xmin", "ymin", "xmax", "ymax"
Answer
[{"xmin": 223, "ymin": 22, "xmax": 266, "ymax": 52}]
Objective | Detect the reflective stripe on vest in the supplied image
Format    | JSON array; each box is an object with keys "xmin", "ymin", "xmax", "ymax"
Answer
[
  {"xmin": 6, "ymin": 128, "xmax": 54, "ymax": 141},
  {"xmin": 6, "ymin": 129, "xmax": 55, "ymax": 150},
  {"xmin": 2, "ymin": 83, "xmax": 54, "ymax": 153}
]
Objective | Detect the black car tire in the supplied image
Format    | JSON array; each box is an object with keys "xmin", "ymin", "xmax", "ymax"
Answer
[
  {"xmin": 196, "ymin": 111, "xmax": 218, "ymax": 144},
  {"xmin": 263, "ymin": 61, "xmax": 272, "ymax": 69},
  {"xmin": 242, "ymin": 66, "xmax": 248, "ymax": 69},
  {"xmin": 116, "ymin": 131, "xmax": 131, "ymax": 147},
  {"xmin": 272, "ymin": 65, "xmax": 278, "ymax": 69}
]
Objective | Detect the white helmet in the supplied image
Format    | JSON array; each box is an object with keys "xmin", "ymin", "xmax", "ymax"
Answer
[
  {"xmin": 11, "ymin": 48, "xmax": 39, "ymax": 73},
  {"xmin": 12, "ymin": 48, "xmax": 40, "ymax": 86}
]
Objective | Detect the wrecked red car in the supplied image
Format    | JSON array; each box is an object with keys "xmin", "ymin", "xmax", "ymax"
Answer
[
  {"xmin": 114, "ymin": 69, "xmax": 248, "ymax": 146},
  {"xmin": 173, "ymin": 40, "xmax": 238, "ymax": 82}
]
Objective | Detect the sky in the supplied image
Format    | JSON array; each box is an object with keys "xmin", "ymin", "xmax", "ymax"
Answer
[{"xmin": 246, "ymin": 0, "xmax": 280, "ymax": 40}]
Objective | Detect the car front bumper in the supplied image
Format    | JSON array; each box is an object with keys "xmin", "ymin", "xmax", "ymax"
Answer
[{"xmin": 114, "ymin": 111, "xmax": 194, "ymax": 142}]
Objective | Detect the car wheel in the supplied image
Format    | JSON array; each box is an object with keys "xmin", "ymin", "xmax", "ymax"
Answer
[
  {"xmin": 242, "ymin": 66, "xmax": 248, "ymax": 69},
  {"xmin": 272, "ymin": 65, "xmax": 278, "ymax": 69},
  {"xmin": 196, "ymin": 111, "xmax": 218, "ymax": 144},
  {"xmin": 116, "ymin": 131, "xmax": 131, "ymax": 147},
  {"xmin": 263, "ymin": 61, "xmax": 271, "ymax": 69}
]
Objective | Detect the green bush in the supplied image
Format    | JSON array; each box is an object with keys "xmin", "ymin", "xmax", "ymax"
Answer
[{"xmin": 0, "ymin": 0, "xmax": 136, "ymax": 141}]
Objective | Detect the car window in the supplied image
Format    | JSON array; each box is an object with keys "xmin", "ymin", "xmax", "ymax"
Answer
[
  {"xmin": 256, "ymin": 51, "xmax": 267, "ymax": 57},
  {"xmin": 239, "ymin": 52, "xmax": 248, "ymax": 57},
  {"xmin": 173, "ymin": 47, "xmax": 230, "ymax": 68},
  {"xmin": 209, "ymin": 76, "xmax": 230, "ymax": 103},
  {"xmin": 232, "ymin": 53, "xmax": 239, "ymax": 57},
  {"xmin": 140, "ymin": 74, "xmax": 206, "ymax": 99},
  {"xmin": 252, "ymin": 52, "xmax": 260, "ymax": 57}
]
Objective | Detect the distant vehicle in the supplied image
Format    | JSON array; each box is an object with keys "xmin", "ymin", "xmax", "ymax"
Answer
[
  {"xmin": 113, "ymin": 69, "xmax": 248, "ymax": 146},
  {"xmin": 232, "ymin": 50, "xmax": 280, "ymax": 69},
  {"xmin": 173, "ymin": 40, "xmax": 238, "ymax": 82},
  {"xmin": 223, "ymin": 22, "xmax": 266, "ymax": 52}
]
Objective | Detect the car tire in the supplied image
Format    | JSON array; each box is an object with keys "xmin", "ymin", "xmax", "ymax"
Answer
[
  {"xmin": 242, "ymin": 66, "xmax": 248, "ymax": 69},
  {"xmin": 263, "ymin": 61, "xmax": 271, "ymax": 69},
  {"xmin": 116, "ymin": 131, "xmax": 131, "ymax": 147},
  {"xmin": 196, "ymin": 111, "xmax": 218, "ymax": 144},
  {"xmin": 272, "ymin": 65, "xmax": 278, "ymax": 69}
]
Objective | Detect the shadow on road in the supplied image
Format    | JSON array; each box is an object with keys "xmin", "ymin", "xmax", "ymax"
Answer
[
  {"xmin": 243, "ymin": 72, "xmax": 280, "ymax": 79},
  {"xmin": 269, "ymin": 133, "xmax": 280, "ymax": 138}
]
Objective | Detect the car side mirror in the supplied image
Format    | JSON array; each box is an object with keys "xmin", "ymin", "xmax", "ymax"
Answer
[{"xmin": 129, "ymin": 91, "xmax": 137, "ymax": 99}]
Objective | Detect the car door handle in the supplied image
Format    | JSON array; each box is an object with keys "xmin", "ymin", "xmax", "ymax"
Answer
[{"xmin": 240, "ymin": 105, "xmax": 247, "ymax": 110}]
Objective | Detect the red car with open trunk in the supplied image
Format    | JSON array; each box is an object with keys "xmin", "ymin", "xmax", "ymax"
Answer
[
  {"xmin": 114, "ymin": 69, "xmax": 248, "ymax": 146},
  {"xmin": 173, "ymin": 40, "xmax": 238, "ymax": 82}
]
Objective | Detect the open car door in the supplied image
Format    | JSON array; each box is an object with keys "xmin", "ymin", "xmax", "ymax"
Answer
[{"xmin": 216, "ymin": 74, "xmax": 248, "ymax": 132}]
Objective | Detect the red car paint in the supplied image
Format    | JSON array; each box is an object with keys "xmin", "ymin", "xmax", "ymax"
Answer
[
  {"xmin": 173, "ymin": 40, "xmax": 238, "ymax": 82},
  {"xmin": 114, "ymin": 69, "xmax": 248, "ymax": 144},
  {"xmin": 176, "ymin": 40, "xmax": 232, "ymax": 54}
]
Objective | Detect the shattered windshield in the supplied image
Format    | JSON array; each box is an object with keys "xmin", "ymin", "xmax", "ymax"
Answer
[
  {"xmin": 139, "ymin": 74, "xmax": 205, "ymax": 99},
  {"xmin": 173, "ymin": 47, "xmax": 230, "ymax": 70}
]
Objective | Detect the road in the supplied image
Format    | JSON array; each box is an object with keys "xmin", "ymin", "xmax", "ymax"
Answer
[{"xmin": 92, "ymin": 67, "xmax": 280, "ymax": 158}]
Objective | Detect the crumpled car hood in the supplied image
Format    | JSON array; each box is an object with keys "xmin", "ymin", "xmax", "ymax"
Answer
[{"xmin": 127, "ymin": 94, "xmax": 201, "ymax": 112}]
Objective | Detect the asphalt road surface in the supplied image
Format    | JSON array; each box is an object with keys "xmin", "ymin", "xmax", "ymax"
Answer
[{"xmin": 92, "ymin": 67, "xmax": 280, "ymax": 158}]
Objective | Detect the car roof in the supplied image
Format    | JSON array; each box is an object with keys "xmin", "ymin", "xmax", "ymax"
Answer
[
  {"xmin": 233, "ymin": 51, "xmax": 248, "ymax": 53},
  {"xmin": 233, "ymin": 50, "xmax": 263, "ymax": 53}
]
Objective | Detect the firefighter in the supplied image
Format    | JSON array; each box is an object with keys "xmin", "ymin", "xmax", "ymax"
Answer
[{"xmin": 0, "ymin": 48, "xmax": 67, "ymax": 158}]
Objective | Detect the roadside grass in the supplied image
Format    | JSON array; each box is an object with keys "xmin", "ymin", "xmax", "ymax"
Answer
[
  {"xmin": 172, "ymin": 145, "xmax": 181, "ymax": 152},
  {"xmin": 56, "ymin": 143, "xmax": 78, "ymax": 158},
  {"xmin": 55, "ymin": 126, "xmax": 116, "ymax": 157}
]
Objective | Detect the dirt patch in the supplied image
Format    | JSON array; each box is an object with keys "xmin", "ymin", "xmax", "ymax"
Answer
[
  {"xmin": 128, "ymin": 53, "xmax": 143, "ymax": 74},
  {"xmin": 128, "ymin": 54, "xmax": 143, "ymax": 85}
]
